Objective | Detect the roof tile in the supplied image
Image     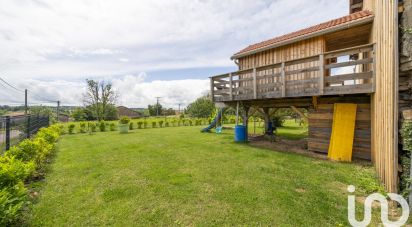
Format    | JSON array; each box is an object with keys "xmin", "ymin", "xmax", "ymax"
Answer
[{"xmin": 233, "ymin": 10, "xmax": 373, "ymax": 57}]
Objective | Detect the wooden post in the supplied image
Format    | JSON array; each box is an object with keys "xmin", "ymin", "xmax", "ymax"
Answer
[
  {"xmin": 210, "ymin": 78, "xmax": 214, "ymax": 101},
  {"xmin": 253, "ymin": 68, "xmax": 257, "ymax": 99},
  {"xmin": 242, "ymin": 106, "xmax": 250, "ymax": 139},
  {"xmin": 319, "ymin": 54, "xmax": 324, "ymax": 95},
  {"xmin": 281, "ymin": 62, "xmax": 286, "ymax": 97},
  {"xmin": 372, "ymin": 44, "xmax": 376, "ymax": 92},
  {"xmin": 5, "ymin": 116, "xmax": 10, "ymax": 151},
  {"xmin": 263, "ymin": 107, "xmax": 270, "ymax": 135},
  {"xmin": 229, "ymin": 73, "xmax": 233, "ymax": 100}
]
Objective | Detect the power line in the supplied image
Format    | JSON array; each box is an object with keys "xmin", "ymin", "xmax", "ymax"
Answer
[{"xmin": 0, "ymin": 77, "xmax": 24, "ymax": 93}]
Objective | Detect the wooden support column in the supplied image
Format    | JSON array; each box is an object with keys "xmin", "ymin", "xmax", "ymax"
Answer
[
  {"xmin": 319, "ymin": 54, "xmax": 324, "ymax": 95},
  {"xmin": 281, "ymin": 62, "xmax": 286, "ymax": 97},
  {"xmin": 210, "ymin": 78, "xmax": 214, "ymax": 101},
  {"xmin": 253, "ymin": 68, "xmax": 257, "ymax": 99},
  {"xmin": 263, "ymin": 107, "xmax": 270, "ymax": 135},
  {"xmin": 229, "ymin": 73, "xmax": 233, "ymax": 100},
  {"xmin": 242, "ymin": 105, "xmax": 250, "ymax": 128}
]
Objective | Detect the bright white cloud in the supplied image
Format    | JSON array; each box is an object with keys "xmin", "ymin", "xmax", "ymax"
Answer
[{"xmin": 0, "ymin": 0, "xmax": 348, "ymax": 107}]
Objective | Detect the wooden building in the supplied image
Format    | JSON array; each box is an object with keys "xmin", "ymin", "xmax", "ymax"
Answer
[
  {"xmin": 210, "ymin": 0, "xmax": 403, "ymax": 193},
  {"xmin": 117, "ymin": 106, "xmax": 142, "ymax": 119}
]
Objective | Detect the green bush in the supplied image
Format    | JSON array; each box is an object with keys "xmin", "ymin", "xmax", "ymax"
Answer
[
  {"xmin": 0, "ymin": 124, "xmax": 61, "ymax": 226},
  {"xmin": 165, "ymin": 122, "xmax": 169, "ymax": 127},
  {"xmin": 99, "ymin": 121, "xmax": 106, "ymax": 132},
  {"xmin": 109, "ymin": 123, "xmax": 116, "ymax": 131},
  {"xmin": 119, "ymin": 116, "xmax": 130, "ymax": 124},
  {"xmin": 90, "ymin": 123, "xmax": 97, "ymax": 132},
  {"xmin": 137, "ymin": 122, "xmax": 143, "ymax": 129},
  {"xmin": 143, "ymin": 121, "xmax": 148, "ymax": 129},
  {"xmin": 152, "ymin": 122, "xmax": 157, "ymax": 128},
  {"xmin": 129, "ymin": 122, "xmax": 134, "ymax": 130},
  {"xmin": 159, "ymin": 121, "xmax": 164, "ymax": 128},
  {"xmin": 0, "ymin": 183, "xmax": 28, "ymax": 225},
  {"xmin": 401, "ymin": 121, "xmax": 412, "ymax": 152},
  {"xmin": 79, "ymin": 123, "xmax": 86, "ymax": 133},
  {"xmin": 0, "ymin": 156, "xmax": 34, "ymax": 188},
  {"xmin": 68, "ymin": 124, "xmax": 75, "ymax": 134}
]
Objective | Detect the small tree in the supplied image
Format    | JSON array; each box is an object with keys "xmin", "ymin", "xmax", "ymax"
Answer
[{"xmin": 186, "ymin": 96, "xmax": 214, "ymax": 118}]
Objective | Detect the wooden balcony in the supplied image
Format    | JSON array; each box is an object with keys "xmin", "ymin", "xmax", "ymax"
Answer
[{"xmin": 211, "ymin": 43, "xmax": 375, "ymax": 102}]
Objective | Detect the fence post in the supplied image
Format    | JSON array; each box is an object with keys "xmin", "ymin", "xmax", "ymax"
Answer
[
  {"xmin": 5, "ymin": 116, "xmax": 10, "ymax": 150},
  {"xmin": 26, "ymin": 115, "xmax": 31, "ymax": 138}
]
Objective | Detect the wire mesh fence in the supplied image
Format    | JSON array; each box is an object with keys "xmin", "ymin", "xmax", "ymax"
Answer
[{"xmin": 0, "ymin": 115, "xmax": 49, "ymax": 153}]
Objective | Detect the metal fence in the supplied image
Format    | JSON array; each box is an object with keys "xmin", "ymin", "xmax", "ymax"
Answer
[{"xmin": 0, "ymin": 115, "xmax": 50, "ymax": 152}]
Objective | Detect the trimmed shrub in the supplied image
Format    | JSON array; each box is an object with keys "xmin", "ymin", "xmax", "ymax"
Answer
[
  {"xmin": 129, "ymin": 122, "xmax": 134, "ymax": 130},
  {"xmin": 109, "ymin": 123, "xmax": 116, "ymax": 131},
  {"xmin": 90, "ymin": 123, "xmax": 97, "ymax": 132},
  {"xmin": 143, "ymin": 121, "xmax": 148, "ymax": 129},
  {"xmin": 119, "ymin": 116, "xmax": 130, "ymax": 124},
  {"xmin": 0, "ymin": 124, "xmax": 60, "ymax": 225},
  {"xmin": 159, "ymin": 121, "xmax": 164, "ymax": 128},
  {"xmin": 152, "ymin": 122, "xmax": 157, "ymax": 128},
  {"xmin": 165, "ymin": 122, "xmax": 169, "ymax": 127},
  {"xmin": 99, "ymin": 121, "xmax": 106, "ymax": 132},
  {"xmin": 79, "ymin": 123, "xmax": 86, "ymax": 133},
  {"xmin": 137, "ymin": 122, "xmax": 143, "ymax": 129},
  {"xmin": 68, "ymin": 124, "xmax": 75, "ymax": 134},
  {"xmin": 0, "ymin": 183, "xmax": 28, "ymax": 225}
]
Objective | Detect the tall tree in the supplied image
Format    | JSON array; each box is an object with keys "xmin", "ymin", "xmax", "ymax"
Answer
[{"xmin": 83, "ymin": 79, "xmax": 117, "ymax": 121}]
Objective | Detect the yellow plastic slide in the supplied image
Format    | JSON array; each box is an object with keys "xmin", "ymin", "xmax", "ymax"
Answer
[{"xmin": 328, "ymin": 103, "xmax": 357, "ymax": 162}]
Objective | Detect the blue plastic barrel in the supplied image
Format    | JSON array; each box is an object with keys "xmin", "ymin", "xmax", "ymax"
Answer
[{"xmin": 234, "ymin": 125, "xmax": 247, "ymax": 142}]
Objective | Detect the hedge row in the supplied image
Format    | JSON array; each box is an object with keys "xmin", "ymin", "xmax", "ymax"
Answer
[
  {"xmin": 400, "ymin": 120, "xmax": 412, "ymax": 198},
  {"xmin": 65, "ymin": 119, "xmax": 210, "ymax": 134},
  {"xmin": 0, "ymin": 125, "xmax": 61, "ymax": 225}
]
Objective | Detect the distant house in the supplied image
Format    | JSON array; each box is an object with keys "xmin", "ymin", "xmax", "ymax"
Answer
[
  {"xmin": 58, "ymin": 113, "xmax": 70, "ymax": 122},
  {"xmin": 117, "ymin": 106, "xmax": 142, "ymax": 119}
]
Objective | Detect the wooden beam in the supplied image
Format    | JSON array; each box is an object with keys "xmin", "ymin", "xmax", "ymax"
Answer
[
  {"xmin": 290, "ymin": 106, "xmax": 308, "ymax": 122},
  {"xmin": 253, "ymin": 68, "xmax": 257, "ymax": 99},
  {"xmin": 312, "ymin": 96, "xmax": 318, "ymax": 110},
  {"xmin": 319, "ymin": 54, "xmax": 324, "ymax": 95},
  {"xmin": 229, "ymin": 73, "xmax": 233, "ymax": 100},
  {"xmin": 281, "ymin": 62, "xmax": 286, "ymax": 97},
  {"xmin": 210, "ymin": 78, "xmax": 214, "ymax": 101}
]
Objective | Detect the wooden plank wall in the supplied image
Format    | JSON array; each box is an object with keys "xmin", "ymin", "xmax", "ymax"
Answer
[
  {"xmin": 365, "ymin": 0, "xmax": 398, "ymax": 193},
  {"xmin": 238, "ymin": 37, "xmax": 325, "ymax": 95},
  {"xmin": 308, "ymin": 96, "xmax": 371, "ymax": 160}
]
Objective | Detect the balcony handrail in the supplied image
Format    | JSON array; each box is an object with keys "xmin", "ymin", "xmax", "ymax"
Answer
[
  {"xmin": 211, "ymin": 43, "xmax": 375, "ymax": 102},
  {"xmin": 211, "ymin": 43, "xmax": 375, "ymax": 79}
]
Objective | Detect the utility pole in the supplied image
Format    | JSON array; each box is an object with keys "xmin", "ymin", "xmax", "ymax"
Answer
[
  {"xmin": 155, "ymin": 97, "xmax": 161, "ymax": 116},
  {"xmin": 57, "ymin": 100, "xmax": 60, "ymax": 122},
  {"xmin": 178, "ymin": 103, "xmax": 182, "ymax": 114},
  {"xmin": 24, "ymin": 89, "xmax": 28, "ymax": 116}
]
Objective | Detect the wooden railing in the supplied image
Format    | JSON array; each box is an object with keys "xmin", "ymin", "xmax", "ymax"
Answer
[{"xmin": 211, "ymin": 43, "xmax": 375, "ymax": 102}]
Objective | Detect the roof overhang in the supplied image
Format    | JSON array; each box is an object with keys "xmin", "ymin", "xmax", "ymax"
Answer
[{"xmin": 231, "ymin": 16, "xmax": 374, "ymax": 60}]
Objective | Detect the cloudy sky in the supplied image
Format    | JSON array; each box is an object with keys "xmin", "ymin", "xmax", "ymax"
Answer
[{"xmin": 0, "ymin": 0, "xmax": 348, "ymax": 108}]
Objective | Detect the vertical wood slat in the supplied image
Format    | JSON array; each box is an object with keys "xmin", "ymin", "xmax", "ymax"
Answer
[
  {"xmin": 210, "ymin": 78, "xmax": 214, "ymax": 101},
  {"xmin": 372, "ymin": 44, "xmax": 376, "ymax": 92},
  {"xmin": 253, "ymin": 68, "xmax": 257, "ymax": 99},
  {"xmin": 319, "ymin": 54, "xmax": 324, "ymax": 95},
  {"xmin": 281, "ymin": 62, "xmax": 286, "ymax": 97},
  {"xmin": 229, "ymin": 73, "xmax": 233, "ymax": 100}
]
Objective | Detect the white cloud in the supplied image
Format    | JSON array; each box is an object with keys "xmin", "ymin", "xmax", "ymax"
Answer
[{"xmin": 0, "ymin": 0, "xmax": 348, "ymax": 107}]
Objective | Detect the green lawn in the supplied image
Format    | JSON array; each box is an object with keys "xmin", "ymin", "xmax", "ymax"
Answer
[{"xmin": 28, "ymin": 126, "xmax": 381, "ymax": 226}]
